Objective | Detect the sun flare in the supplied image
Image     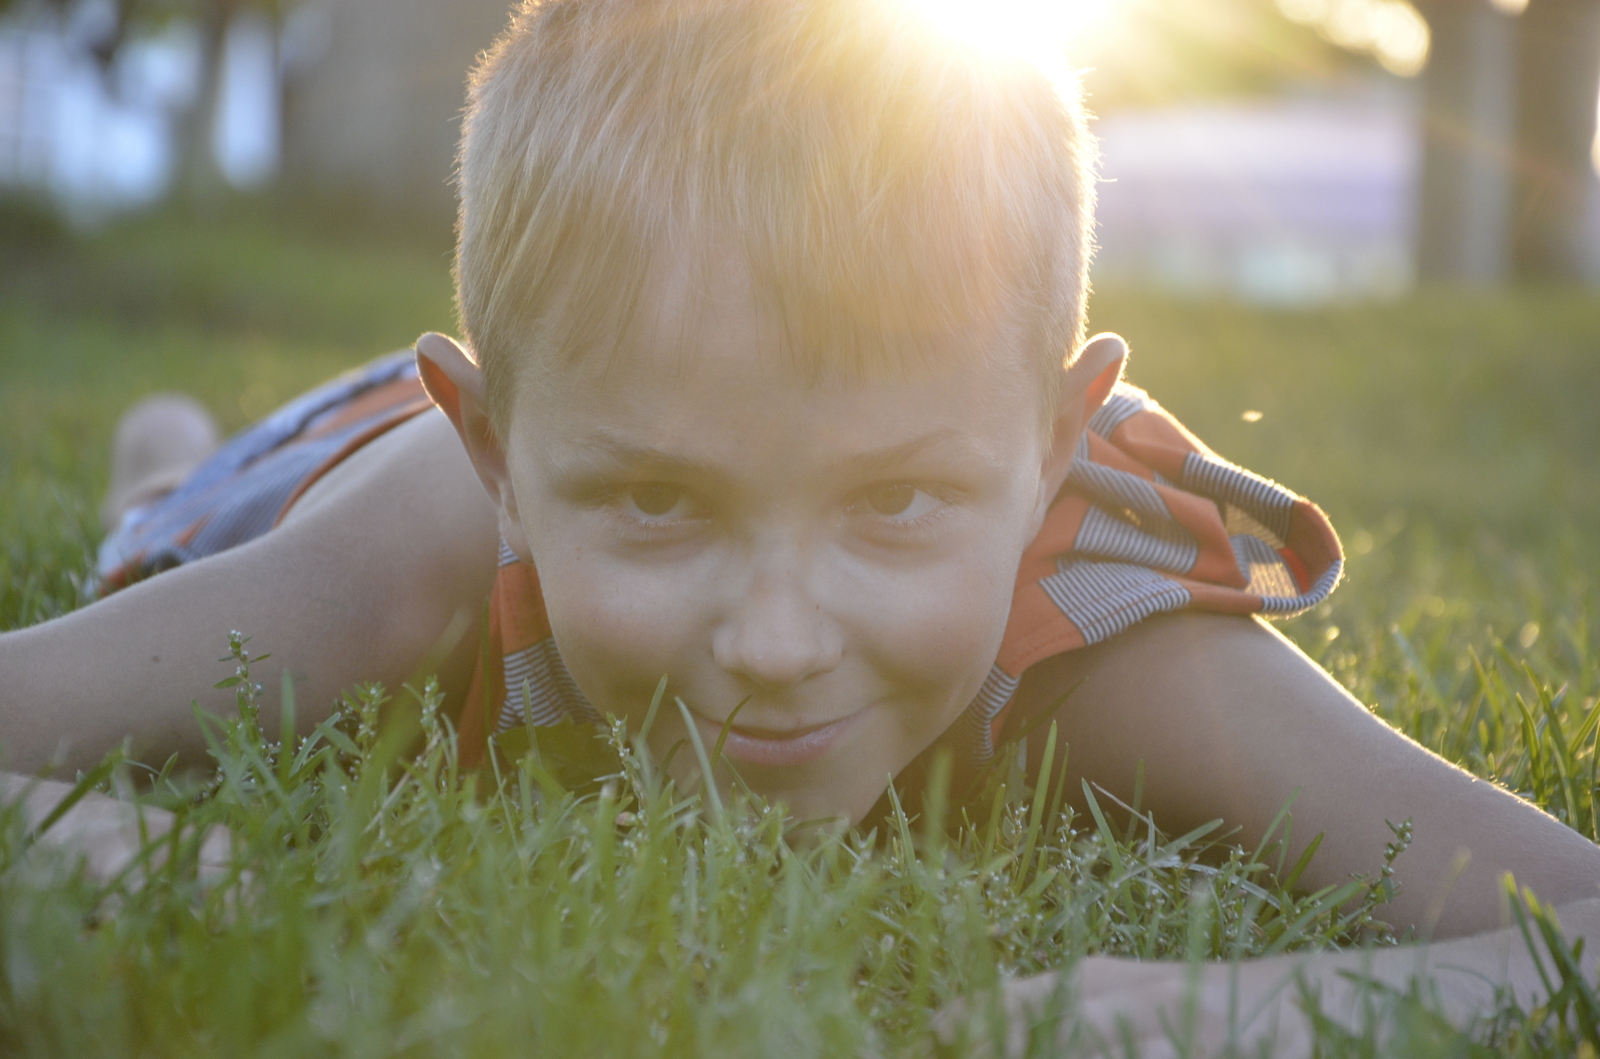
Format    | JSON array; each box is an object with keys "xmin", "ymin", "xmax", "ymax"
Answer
[{"xmin": 896, "ymin": 0, "xmax": 1126, "ymax": 75}]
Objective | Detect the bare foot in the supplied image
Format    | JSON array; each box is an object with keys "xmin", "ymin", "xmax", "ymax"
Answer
[{"xmin": 101, "ymin": 394, "xmax": 220, "ymax": 530}]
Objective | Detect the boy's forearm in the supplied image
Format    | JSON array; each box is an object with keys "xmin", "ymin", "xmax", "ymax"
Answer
[
  {"xmin": 0, "ymin": 412, "xmax": 498, "ymax": 775},
  {"xmin": 1025, "ymin": 611, "xmax": 1600, "ymax": 936},
  {"xmin": 0, "ymin": 533, "xmax": 393, "ymax": 773}
]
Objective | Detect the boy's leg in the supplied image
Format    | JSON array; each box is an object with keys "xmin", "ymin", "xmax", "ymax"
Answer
[{"xmin": 101, "ymin": 395, "xmax": 220, "ymax": 530}]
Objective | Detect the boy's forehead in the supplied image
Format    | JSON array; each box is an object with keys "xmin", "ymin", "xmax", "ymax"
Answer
[
  {"xmin": 543, "ymin": 238, "xmax": 1044, "ymax": 400},
  {"xmin": 505, "ymin": 259, "xmax": 1053, "ymax": 486}
]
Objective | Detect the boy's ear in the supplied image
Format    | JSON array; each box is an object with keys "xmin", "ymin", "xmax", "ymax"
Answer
[
  {"xmin": 1036, "ymin": 333, "xmax": 1128, "ymax": 512},
  {"xmin": 415, "ymin": 332, "xmax": 533, "ymax": 562},
  {"xmin": 1062, "ymin": 333, "xmax": 1128, "ymax": 420}
]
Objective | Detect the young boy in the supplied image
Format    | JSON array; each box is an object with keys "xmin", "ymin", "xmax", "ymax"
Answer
[{"xmin": 4, "ymin": 0, "xmax": 1600, "ymax": 1049}]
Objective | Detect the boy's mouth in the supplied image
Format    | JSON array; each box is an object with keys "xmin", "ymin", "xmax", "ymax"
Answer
[{"xmin": 686, "ymin": 709, "xmax": 861, "ymax": 768}]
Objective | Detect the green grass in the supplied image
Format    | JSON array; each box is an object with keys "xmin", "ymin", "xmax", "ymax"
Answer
[{"xmin": 3, "ymin": 205, "xmax": 1600, "ymax": 1055}]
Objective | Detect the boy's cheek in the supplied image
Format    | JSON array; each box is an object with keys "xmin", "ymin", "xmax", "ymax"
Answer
[
  {"xmin": 536, "ymin": 556, "xmax": 710, "ymax": 710},
  {"xmin": 868, "ymin": 563, "xmax": 1015, "ymax": 695}
]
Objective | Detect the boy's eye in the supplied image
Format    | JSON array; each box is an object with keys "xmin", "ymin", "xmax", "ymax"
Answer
[
  {"xmin": 625, "ymin": 483, "xmax": 687, "ymax": 518},
  {"xmin": 865, "ymin": 483, "xmax": 915, "ymax": 516},
  {"xmin": 859, "ymin": 483, "xmax": 942, "ymax": 521}
]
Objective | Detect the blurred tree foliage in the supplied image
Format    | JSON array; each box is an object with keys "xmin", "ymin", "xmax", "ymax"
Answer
[{"xmin": 1080, "ymin": 0, "xmax": 1358, "ymax": 111}]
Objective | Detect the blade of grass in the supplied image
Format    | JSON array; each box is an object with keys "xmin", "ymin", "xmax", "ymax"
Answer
[
  {"xmin": 709, "ymin": 696, "xmax": 750, "ymax": 768},
  {"xmin": 279, "ymin": 669, "xmax": 297, "ymax": 788},
  {"xmin": 28, "ymin": 747, "xmax": 124, "ymax": 842},
  {"xmin": 674, "ymin": 697, "xmax": 723, "ymax": 822},
  {"xmin": 637, "ymin": 675, "xmax": 669, "ymax": 745}
]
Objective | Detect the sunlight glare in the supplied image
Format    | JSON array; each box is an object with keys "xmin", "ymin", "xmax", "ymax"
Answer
[{"xmin": 896, "ymin": 0, "xmax": 1124, "ymax": 80}]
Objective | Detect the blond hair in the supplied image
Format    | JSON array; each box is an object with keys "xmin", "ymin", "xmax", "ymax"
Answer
[{"xmin": 456, "ymin": 0, "xmax": 1096, "ymax": 426}]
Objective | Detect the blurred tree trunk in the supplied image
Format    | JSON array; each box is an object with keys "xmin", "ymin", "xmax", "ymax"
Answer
[
  {"xmin": 1412, "ymin": 0, "xmax": 1517, "ymax": 283},
  {"xmin": 1510, "ymin": 0, "xmax": 1600, "ymax": 279},
  {"xmin": 174, "ymin": 0, "xmax": 242, "ymax": 207}
]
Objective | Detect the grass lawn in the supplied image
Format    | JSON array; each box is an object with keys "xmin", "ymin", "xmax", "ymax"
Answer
[{"xmin": 2, "ymin": 203, "xmax": 1599, "ymax": 1055}]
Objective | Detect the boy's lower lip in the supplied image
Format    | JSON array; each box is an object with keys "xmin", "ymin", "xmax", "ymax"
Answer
[{"xmin": 691, "ymin": 711, "xmax": 860, "ymax": 768}]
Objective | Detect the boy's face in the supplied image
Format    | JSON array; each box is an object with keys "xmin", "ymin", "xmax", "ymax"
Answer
[{"xmin": 493, "ymin": 253, "xmax": 1066, "ymax": 825}]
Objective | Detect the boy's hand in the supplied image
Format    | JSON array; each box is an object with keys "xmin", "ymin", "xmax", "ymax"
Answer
[
  {"xmin": 950, "ymin": 899, "xmax": 1600, "ymax": 1057},
  {"xmin": 953, "ymin": 958, "xmax": 1310, "ymax": 1058}
]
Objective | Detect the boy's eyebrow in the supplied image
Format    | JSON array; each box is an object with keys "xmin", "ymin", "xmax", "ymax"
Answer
[
  {"xmin": 837, "ymin": 430, "xmax": 1005, "ymax": 476},
  {"xmin": 549, "ymin": 428, "xmax": 1001, "ymax": 484},
  {"xmin": 548, "ymin": 435, "xmax": 725, "ymax": 483}
]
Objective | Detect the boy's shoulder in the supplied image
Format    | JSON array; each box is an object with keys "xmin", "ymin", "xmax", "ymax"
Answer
[{"xmin": 279, "ymin": 408, "xmax": 489, "ymax": 539}]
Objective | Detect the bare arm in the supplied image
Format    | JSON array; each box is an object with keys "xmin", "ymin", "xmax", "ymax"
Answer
[
  {"xmin": 985, "ymin": 614, "xmax": 1600, "ymax": 1054},
  {"xmin": 0, "ymin": 410, "xmax": 499, "ymax": 775},
  {"xmin": 1014, "ymin": 611, "xmax": 1600, "ymax": 939}
]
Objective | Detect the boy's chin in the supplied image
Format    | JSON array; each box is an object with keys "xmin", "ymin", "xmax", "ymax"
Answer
[
  {"xmin": 654, "ymin": 697, "xmax": 925, "ymax": 829},
  {"xmin": 719, "ymin": 761, "xmax": 896, "ymax": 834},
  {"xmin": 656, "ymin": 750, "xmax": 892, "ymax": 834}
]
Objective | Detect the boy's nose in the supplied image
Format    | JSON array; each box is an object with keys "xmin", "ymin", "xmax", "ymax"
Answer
[{"xmin": 711, "ymin": 561, "xmax": 843, "ymax": 690}]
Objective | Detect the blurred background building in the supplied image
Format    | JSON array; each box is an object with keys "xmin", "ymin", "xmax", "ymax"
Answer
[{"xmin": 2, "ymin": 0, "xmax": 1599, "ymax": 302}]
